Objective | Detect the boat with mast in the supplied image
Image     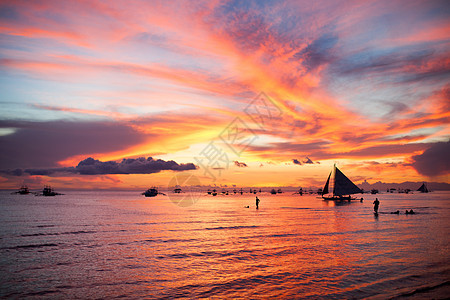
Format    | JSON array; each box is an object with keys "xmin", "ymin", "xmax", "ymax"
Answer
[
  {"xmin": 322, "ymin": 164, "xmax": 362, "ymax": 201},
  {"xmin": 39, "ymin": 185, "xmax": 63, "ymax": 196},
  {"xmin": 12, "ymin": 185, "xmax": 30, "ymax": 195},
  {"xmin": 417, "ymin": 182, "xmax": 430, "ymax": 193}
]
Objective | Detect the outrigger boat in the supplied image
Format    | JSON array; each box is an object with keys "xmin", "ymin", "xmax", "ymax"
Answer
[
  {"xmin": 321, "ymin": 165, "xmax": 362, "ymax": 201},
  {"xmin": 142, "ymin": 187, "xmax": 158, "ymax": 197},
  {"xmin": 38, "ymin": 185, "xmax": 63, "ymax": 196},
  {"xmin": 12, "ymin": 185, "xmax": 30, "ymax": 195}
]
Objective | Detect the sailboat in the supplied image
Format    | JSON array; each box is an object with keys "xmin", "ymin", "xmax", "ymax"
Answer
[
  {"xmin": 417, "ymin": 182, "xmax": 429, "ymax": 193},
  {"xmin": 322, "ymin": 165, "xmax": 362, "ymax": 201}
]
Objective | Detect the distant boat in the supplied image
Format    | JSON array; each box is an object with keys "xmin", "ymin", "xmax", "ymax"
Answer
[
  {"xmin": 277, "ymin": 188, "xmax": 282, "ymax": 194},
  {"xmin": 417, "ymin": 182, "xmax": 430, "ymax": 193},
  {"xmin": 322, "ymin": 165, "xmax": 362, "ymax": 201},
  {"xmin": 41, "ymin": 185, "xmax": 63, "ymax": 196},
  {"xmin": 173, "ymin": 188, "xmax": 182, "ymax": 193},
  {"xmin": 12, "ymin": 185, "xmax": 30, "ymax": 195},
  {"xmin": 142, "ymin": 187, "xmax": 158, "ymax": 197},
  {"xmin": 371, "ymin": 189, "xmax": 379, "ymax": 194},
  {"xmin": 270, "ymin": 189, "xmax": 277, "ymax": 195}
]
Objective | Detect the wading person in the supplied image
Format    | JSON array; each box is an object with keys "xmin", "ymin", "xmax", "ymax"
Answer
[
  {"xmin": 256, "ymin": 196, "xmax": 260, "ymax": 209},
  {"xmin": 373, "ymin": 198, "xmax": 380, "ymax": 214}
]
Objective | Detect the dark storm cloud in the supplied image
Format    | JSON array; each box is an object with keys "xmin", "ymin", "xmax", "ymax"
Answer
[
  {"xmin": 5, "ymin": 157, "xmax": 197, "ymax": 176},
  {"xmin": 411, "ymin": 141, "xmax": 450, "ymax": 177},
  {"xmin": 0, "ymin": 120, "xmax": 147, "ymax": 169},
  {"xmin": 76, "ymin": 157, "xmax": 196, "ymax": 175}
]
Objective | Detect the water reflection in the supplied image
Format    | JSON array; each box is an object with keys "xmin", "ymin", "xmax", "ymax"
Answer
[{"xmin": 1, "ymin": 191, "xmax": 449, "ymax": 299}]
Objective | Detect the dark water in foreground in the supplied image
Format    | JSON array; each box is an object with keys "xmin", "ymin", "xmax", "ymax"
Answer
[{"xmin": 1, "ymin": 190, "xmax": 449, "ymax": 299}]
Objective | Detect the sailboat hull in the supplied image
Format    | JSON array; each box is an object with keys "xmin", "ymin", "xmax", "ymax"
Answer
[{"xmin": 322, "ymin": 195, "xmax": 356, "ymax": 201}]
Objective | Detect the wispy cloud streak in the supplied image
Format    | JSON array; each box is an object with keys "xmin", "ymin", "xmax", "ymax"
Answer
[{"xmin": 0, "ymin": 0, "xmax": 449, "ymax": 186}]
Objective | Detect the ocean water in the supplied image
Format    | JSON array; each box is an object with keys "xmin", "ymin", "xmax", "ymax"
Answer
[{"xmin": 0, "ymin": 190, "xmax": 449, "ymax": 299}]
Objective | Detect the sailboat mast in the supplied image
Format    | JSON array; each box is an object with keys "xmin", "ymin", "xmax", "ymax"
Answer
[
  {"xmin": 323, "ymin": 172, "xmax": 331, "ymax": 195},
  {"xmin": 332, "ymin": 164, "xmax": 336, "ymax": 196}
]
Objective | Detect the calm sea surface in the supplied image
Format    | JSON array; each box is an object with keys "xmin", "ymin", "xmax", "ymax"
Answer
[{"xmin": 1, "ymin": 190, "xmax": 449, "ymax": 299}]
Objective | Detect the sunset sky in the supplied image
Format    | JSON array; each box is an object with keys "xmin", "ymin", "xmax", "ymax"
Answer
[{"xmin": 0, "ymin": 0, "xmax": 449, "ymax": 190}]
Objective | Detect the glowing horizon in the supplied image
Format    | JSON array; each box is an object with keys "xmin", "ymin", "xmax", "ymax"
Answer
[{"xmin": 0, "ymin": 0, "xmax": 449, "ymax": 190}]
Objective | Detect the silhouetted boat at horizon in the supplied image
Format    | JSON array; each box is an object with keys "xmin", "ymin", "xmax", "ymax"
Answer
[
  {"xmin": 37, "ymin": 185, "xmax": 63, "ymax": 196},
  {"xmin": 417, "ymin": 182, "xmax": 430, "ymax": 193},
  {"xmin": 12, "ymin": 185, "xmax": 30, "ymax": 195},
  {"xmin": 142, "ymin": 187, "xmax": 158, "ymax": 197},
  {"xmin": 322, "ymin": 165, "xmax": 362, "ymax": 201}
]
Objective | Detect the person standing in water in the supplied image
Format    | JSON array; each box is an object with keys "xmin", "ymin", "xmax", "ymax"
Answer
[
  {"xmin": 256, "ymin": 196, "xmax": 260, "ymax": 209},
  {"xmin": 373, "ymin": 198, "xmax": 380, "ymax": 214}
]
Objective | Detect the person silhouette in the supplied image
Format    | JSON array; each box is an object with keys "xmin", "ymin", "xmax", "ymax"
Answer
[
  {"xmin": 373, "ymin": 198, "xmax": 380, "ymax": 214},
  {"xmin": 256, "ymin": 196, "xmax": 260, "ymax": 209}
]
